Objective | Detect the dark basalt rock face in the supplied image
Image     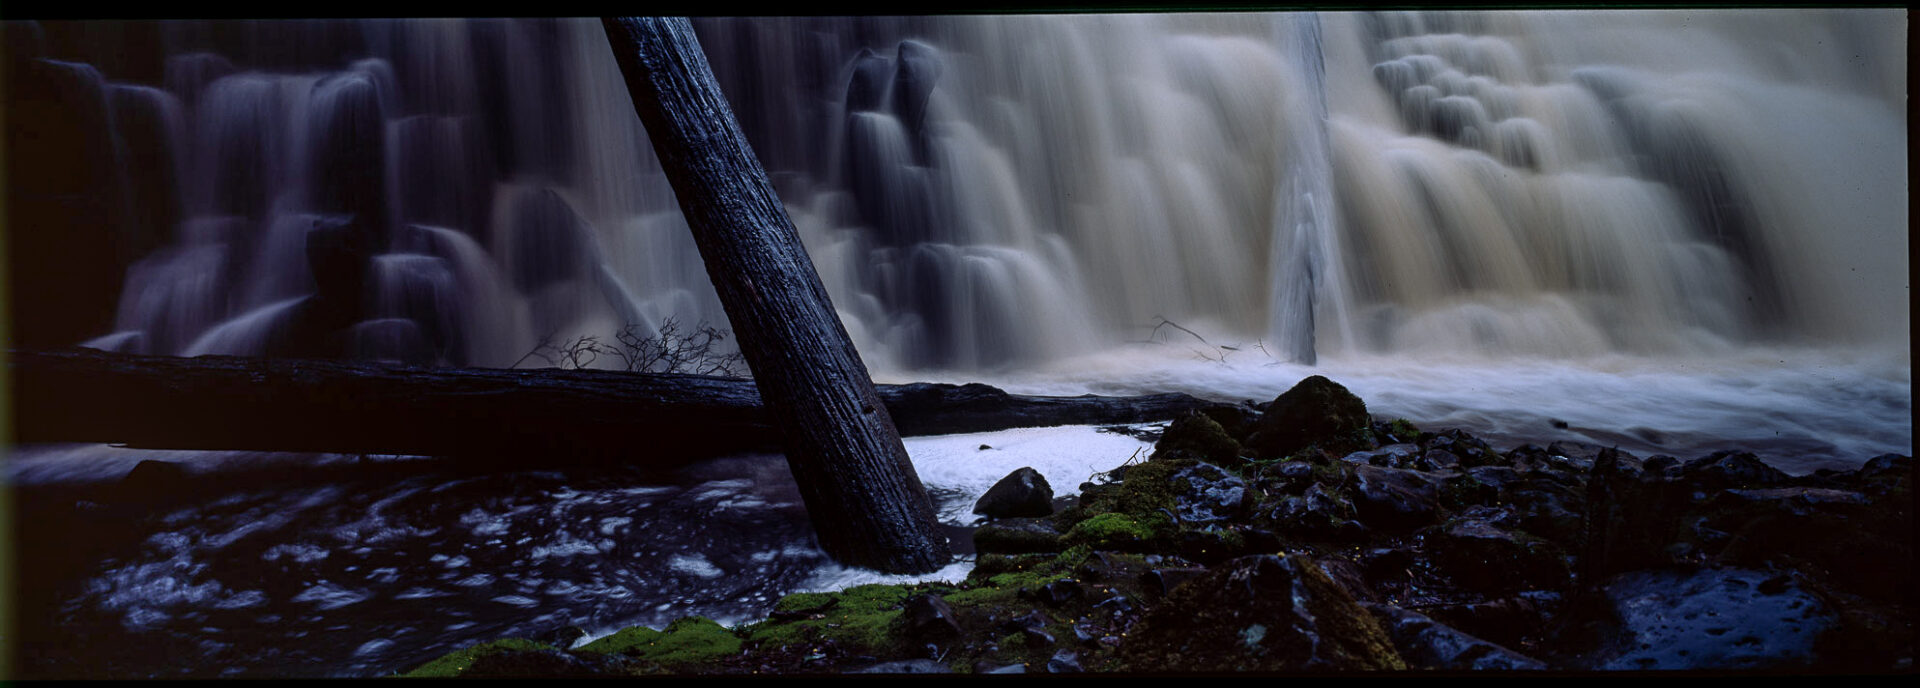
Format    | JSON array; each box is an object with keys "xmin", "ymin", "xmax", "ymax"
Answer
[
  {"xmin": 1247, "ymin": 375, "xmax": 1371, "ymax": 459},
  {"xmin": 974, "ymin": 467, "xmax": 1055, "ymax": 519}
]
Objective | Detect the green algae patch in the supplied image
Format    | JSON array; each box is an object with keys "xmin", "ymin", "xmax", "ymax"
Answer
[{"xmin": 399, "ymin": 638, "xmax": 554, "ymax": 677}]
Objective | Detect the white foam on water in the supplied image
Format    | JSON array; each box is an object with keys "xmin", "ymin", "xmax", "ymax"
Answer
[{"xmin": 904, "ymin": 426, "xmax": 1156, "ymax": 525}]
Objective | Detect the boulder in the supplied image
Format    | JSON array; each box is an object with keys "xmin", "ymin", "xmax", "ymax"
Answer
[
  {"xmin": 898, "ymin": 594, "xmax": 963, "ymax": 642},
  {"xmin": 973, "ymin": 467, "xmax": 1054, "ymax": 519},
  {"xmin": 1151, "ymin": 412, "xmax": 1242, "ymax": 466},
  {"xmin": 1426, "ymin": 515, "xmax": 1570, "ymax": 594},
  {"xmin": 1118, "ymin": 554, "xmax": 1404, "ymax": 671},
  {"xmin": 1589, "ymin": 568, "xmax": 1836, "ymax": 670},
  {"xmin": 1364, "ymin": 603, "xmax": 1548, "ymax": 670},
  {"xmin": 1681, "ymin": 450, "xmax": 1789, "ymax": 489},
  {"xmin": 1351, "ymin": 465, "xmax": 1443, "ymax": 530},
  {"xmin": 1248, "ymin": 376, "xmax": 1371, "ymax": 459}
]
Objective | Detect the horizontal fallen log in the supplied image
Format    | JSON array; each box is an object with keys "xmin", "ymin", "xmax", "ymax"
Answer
[{"xmin": 9, "ymin": 347, "xmax": 1214, "ymax": 466}]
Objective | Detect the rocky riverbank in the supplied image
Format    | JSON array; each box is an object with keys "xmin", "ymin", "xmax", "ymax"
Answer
[{"xmin": 394, "ymin": 376, "xmax": 1912, "ymax": 675}]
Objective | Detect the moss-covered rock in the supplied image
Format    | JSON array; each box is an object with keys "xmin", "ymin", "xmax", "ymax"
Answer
[
  {"xmin": 577, "ymin": 616, "xmax": 742, "ymax": 669},
  {"xmin": 1152, "ymin": 412, "xmax": 1243, "ymax": 467},
  {"xmin": 1247, "ymin": 376, "xmax": 1372, "ymax": 460},
  {"xmin": 400, "ymin": 638, "xmax": 558, "ymax": 677}
]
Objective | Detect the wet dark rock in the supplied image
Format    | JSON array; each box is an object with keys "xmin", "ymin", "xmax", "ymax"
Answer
[
  {"xmin": 1681, "ymin": 450, "xmax": 1789, "ymax": 489},
  {"xmin": 1415, "ymin": 449, "xmax": 1460, "ymax": 472},
  {"xmin": 979, "ymin": 662, "xmax": 1025, "ymax": 673},
  {"xmin": 1423, "ymin": 596, "xmax": 1549, "ymax": 650},
  {"xmin": 851, "ymin": 658, "xmax": 951, "ymax": 673},
  {"xmin": 1642, "ymin": 455, "xmax": 1680, "ymax": 478},
  {"xmin": 6, "ymin": 57, "xmax": 137, "ymax": 347},
  {"xmin": 1152, "ymin": 412, "xmax": 1243, "ymax": 467},
  {"xmin": 974, "ymin": 467, "xmax": 1055, "ymax": 519},
  {"xmin": 1438, "ymin": 471, "xmax": 1499, "ymax": 509},
  {"xmin": 1706, "ymin": 486, "xmax": 1910, "ymax": 601},
  {"xmin": 1019, "ymin": 626, "xmax": 1056, "ymax": 649},
  {"xmin": 1142, "ymin": 568, "xmax": 1209, "ymax": 597},
  {"xmin": 971, "ymin": 517, "xmax": 1063, "ymax": 555},
  {"xmin": 1317, "ymin": 557, "xmax": 1380, "ymax": 604},
  {"xmin": 1428, "ymin": 428, "xmax": 1504, "ymax": 467},
  {"xmin": 1854, "ymin": 453, "xmax": 1911, "ymax": 480},
  {"xmin": 1464, "ymin": 465, "xmax": 1525, "ymax": 491},
  {"xmin": 1199, "ymin": 403, "xmax": 1261, "ymax": 440},
  {"xmin": 1045, "ymin": 650, "xmax": 1083, "ymax": 673},
  {"xmin": 1267, "ymin": 482, "xmax": 1358, "ymax": 540},
  {"xmin": 1248, "ymin": 376, "xmax": 1372, "ymax": 459},
  {"xmin": 307, "ymin": 72, "xmax": 392, "ymax": 229},
  {"xmin": 1427, "ymin": 516, "xmax": 1571, "ymax": 594},
  {"xmin": 1586, "ymin": 567, "xmax": 1837, "ymax": 670},
  {"xmin": 1343, "ymin": 442, "xmax": 1417, "ymax": 467},
  {"xmin": 1258, "ymin": 460, "xmax": 1320, "ymax": 494},
  {"xmin": 1118, "ymin": 554, "xmax": 1404, "ymax": 671},
  {"xmin": 541, "ymin": 625, "xmax": 588, "ymax": 650},
  {"xmin": 1169, "ymin": 462, "xmax": 1248, "ymax": 524},
  {"xmin": 890, "ymin": 40, "xmax": 942, "ymax": 138},
  {"xmin": 899, "ymin": 594, "xmax": 963, "ymax": 642},
  {"xmin": 1351, "ymin": 465, "xmax": 1443, "ymax": 530},
  {"xmin": 844, "ymin": 48, "xmax": 891, "ymax": 113},
  {"xmin": 1364, "ymin": 603, "xmax": 1549, "ymax": 670},
  {"xmin": 1037, "ymin": 579, "xmax": 1084, "ymax": 606}
]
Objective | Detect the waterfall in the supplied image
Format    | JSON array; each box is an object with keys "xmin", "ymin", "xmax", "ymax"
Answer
[{"xmin": 12, "ymin": 11, "xmax": 1906, "ymax": 378}]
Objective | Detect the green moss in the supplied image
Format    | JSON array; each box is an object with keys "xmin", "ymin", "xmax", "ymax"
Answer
[
  {"xmin": 399, "ymin": 638, "xmax": 554, "ymax": 677},
  {"xmin": 577, "ymin": 617, "xmax": 741, "ymax": 669},
  {"xmin": 1152, "ymin": 412, "xmax": 1244, "ymax": 467},
  {"xmin": 1387, "ymin": 418, "xmax": 1420, "ymax": 441},
  {"xmin": 742, "ymin": 583, "xmax": 918, "ymax": 655},
  {"xmin": 1064, "ymin": 512, "xmax": 1157, "ymax": 549},
  {"xmin": 772, "ymin": 592, "xmax": 837, "ymax": 615},
  {"xmin": 577, "ymin": 626, "xmax": 665, "ymax": 655},
  {"xmin": 1059, "ymin": 457, "xmax": 1191, "ymax": 532}
]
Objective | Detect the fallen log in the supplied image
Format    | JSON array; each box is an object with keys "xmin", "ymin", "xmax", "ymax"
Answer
[{"xmin": 8, "ymin": 347, "xmax": 1214, "ymax": 466}]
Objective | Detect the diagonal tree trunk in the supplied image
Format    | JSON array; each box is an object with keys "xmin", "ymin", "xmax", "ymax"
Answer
[{"xmin": 600, "ymin": 17, "xmax": 950, "ymax": 573}]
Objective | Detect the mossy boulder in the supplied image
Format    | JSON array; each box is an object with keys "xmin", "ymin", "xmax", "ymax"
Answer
[
  {"xmin": 577, "ymin": 616, "xmax": 742, "ymax": 669},
  {"xmin": 1152, "ymin": 412, "xmax": 1243, "ymax": 467},
  {"xmin": 400, "ymin": 638, "xmax": 558, "ymax": 677},
  {"xmin": 1118, "ymin": 554, "xmax": 1404, "ymax": 671},
  {"xmin": 1247, "ymin": 376, "xmax": 1372, "ymax": 459}
]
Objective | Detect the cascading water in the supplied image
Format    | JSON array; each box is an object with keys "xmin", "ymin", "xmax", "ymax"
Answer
[{"xmin": 4, "ymin": 10, "xmax": 1908, "ymax": 678}]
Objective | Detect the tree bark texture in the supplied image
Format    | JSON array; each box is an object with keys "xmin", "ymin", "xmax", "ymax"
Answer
[
  {"xmin": 606, "ymin": 16, "xmax": 948, "ymax": 572},
  {"xmin": 10, "ymin": 347, "xmax": 1213, "ymax": 462}
]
